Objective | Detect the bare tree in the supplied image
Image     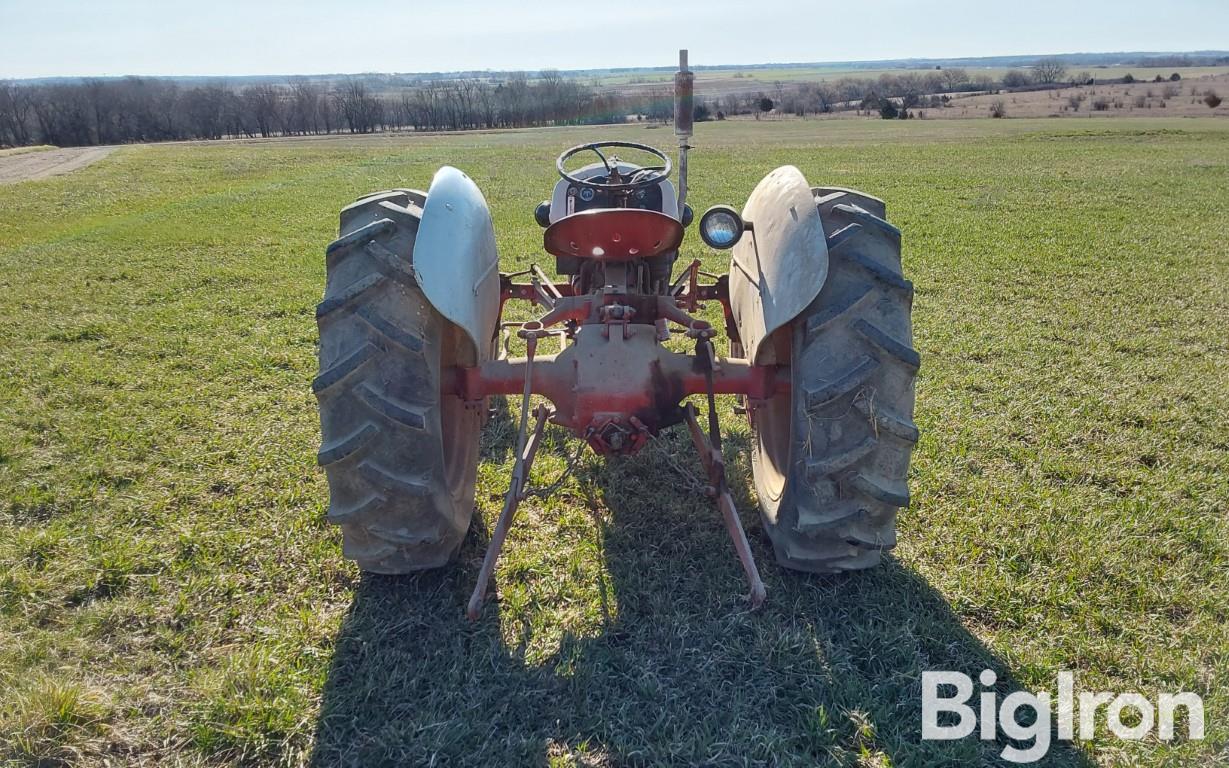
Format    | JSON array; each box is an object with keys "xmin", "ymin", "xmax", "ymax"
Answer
[
  {"xmin": 182, "ymin": 83, "xmax": 229, "ymax": 140},
  {"xmin": 0, "ymin": 82, "xmax": 35, "ymax": 146},
  {"xmin": 1002, "ymin": 70, "xmax": 1033, "ymax": 88},
  {"xmin": 1034, "ymin": 58, "xmax": 1068, "ymax": 85},
  {"xmin": 475, "ymin": 81, "xmax": 496, "ymax": 128},
  {"xmin": 30, "ymin": 84, "xmax": 92, "ymax": 146},
  {"xmin": 243, "ymin": 84, "xmax": 282, "ymax": 138},
  {"xmin": 418, "ymin": 81, "xmax": 443, "ymax": 130},
  {"xmin": 155, "ymin": 81, "xmax": 182, "ymax": 139},
  {"xmin": 318, "ymin": 92, "xmax": 334, "ymax": 134},
  {"xmin": 941, "ymin": 68, "xmax": 969, "ymax": 93},
  {"xmin": 82, "ymin": 79, "xmax": 116, "ymax": 144},
  {"xmin": 499, "ymin": 72, "xmax": 529, "ymax": 127},
  {"xmin": 896, "ymin": 73, "xmax": 925, "ymax": 108},
  {"xmin": 334, "ymin": 79, "xmax": 382, "ymax": 134},
  {"xmin": 970, "ymin": 74, "xmax": 996, "ymax": 92},
  {"xmin": 287, "ymin": 79, "xmax": 322, "ymax": 135}
]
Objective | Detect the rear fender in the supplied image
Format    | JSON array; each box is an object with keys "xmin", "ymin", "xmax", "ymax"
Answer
[
  {"xmin": 729, "ymin": 165, "xmax": 829, "ymax": 365},
  {"xmin": 414, "ymin": 166, "xmax": 501, "ymax": 364}
]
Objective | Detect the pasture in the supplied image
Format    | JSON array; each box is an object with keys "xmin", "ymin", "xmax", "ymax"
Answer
[
  {"xmin": 591, "ymin": 64, "xmax": 1229, "ymax": 100},
  {"xmin": 590, "ymin": 64, "xmax": 1229, "ymax": 85},
  {"xmin": 0, "ymin": 117, "xmax": 1226, "ymax": 766}
]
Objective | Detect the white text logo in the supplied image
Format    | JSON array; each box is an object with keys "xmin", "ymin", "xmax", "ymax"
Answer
[{"xmin": 921, "ymin": 670, "xmax": 1204, "ymax": 763}]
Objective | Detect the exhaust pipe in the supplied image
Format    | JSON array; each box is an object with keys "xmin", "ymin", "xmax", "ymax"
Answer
[{"xmin": 674, "ymin": 49, "xmax": 694, "ymax": 214}]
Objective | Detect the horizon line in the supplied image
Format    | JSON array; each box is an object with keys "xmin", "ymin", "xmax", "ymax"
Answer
[{"xmin": 7, "ymin": 48, "xmax": 1227, "ymax": 84}]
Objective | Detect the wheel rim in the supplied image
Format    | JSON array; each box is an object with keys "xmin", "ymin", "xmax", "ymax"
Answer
[
  {"xmin": 440, "ymin": 396, "xmax": 476, "ymax": 497},
  {"xmin": 755, "ymin": 387, "xmax": 792, "ymax": 503}
]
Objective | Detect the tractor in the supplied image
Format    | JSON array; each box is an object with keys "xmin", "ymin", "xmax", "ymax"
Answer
[{"xmin": 313, "ymin": 52, "xmax": 919, "ymax": 618}]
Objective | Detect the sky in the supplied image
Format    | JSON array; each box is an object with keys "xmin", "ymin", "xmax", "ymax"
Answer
[{"xmin": 1, "ymin": 0, "xmax": 1227, "ymax": 79}]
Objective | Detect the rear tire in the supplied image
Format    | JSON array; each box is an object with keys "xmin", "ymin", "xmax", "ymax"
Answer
[
  {"xmin": 751, "ymin": 187, "xmax": 919, "ymax": 573},
  {"xmin": 314, "ymin": 190, "xmax": 481, "ymax": 573}
]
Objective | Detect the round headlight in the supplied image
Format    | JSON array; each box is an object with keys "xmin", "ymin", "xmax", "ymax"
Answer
[{"xmin": 699, "ymin": 205, "xmax": 744, "ymax": 249}]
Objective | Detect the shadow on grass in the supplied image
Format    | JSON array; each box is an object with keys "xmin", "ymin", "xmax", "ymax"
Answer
[{"xmin": 312, "ymin": 427, "xmax": 1095, "ymax": 767}]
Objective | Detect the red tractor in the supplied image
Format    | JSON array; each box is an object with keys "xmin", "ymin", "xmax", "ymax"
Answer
[{"xmin": 314, "ymin": 53, "xmax": 918, "ymax": 618}]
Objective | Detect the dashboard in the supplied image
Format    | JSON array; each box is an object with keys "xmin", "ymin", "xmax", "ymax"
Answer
[
  {"xmin": 564, "ymin": 178, "xmax": 665, "ymax": 215},
  {"xmin": 546, "ymin": 161, "xmax": 680, "ymax": 224}
]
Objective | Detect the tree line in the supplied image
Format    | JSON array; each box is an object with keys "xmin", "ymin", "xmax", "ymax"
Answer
[
  {"xmin": 0, "ymin": 59, "xmax": 1143, "ymax": 148},
  {"xmin": 0, "ymin": 72, "xmax": 667, "ymax": 147},
  {"xmin": 626, "ymin": 60, "xmax": 1103, "ymax": 120},
  {"xmin": 740, "ymin": 59, "xmax": 1184, "ymax": 118}
]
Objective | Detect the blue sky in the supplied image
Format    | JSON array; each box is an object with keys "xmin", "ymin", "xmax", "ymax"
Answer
[{"xmin": 1, "ymin": 0, "xmax": 1226, "ymax": 78}]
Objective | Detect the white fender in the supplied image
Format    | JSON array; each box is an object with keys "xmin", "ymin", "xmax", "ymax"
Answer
[
  {"xmin": 414, "ymin": 166, "xmax": 501, "ymax": 363},
  {"xmin": 729, "ymin": 165, "xmax": 829, "ymax": 365}
]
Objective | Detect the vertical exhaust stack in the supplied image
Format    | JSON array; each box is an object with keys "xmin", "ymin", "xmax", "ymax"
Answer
[{"xmin": 674, "ymin": 49, "xmax": 694, "ymax": 214}]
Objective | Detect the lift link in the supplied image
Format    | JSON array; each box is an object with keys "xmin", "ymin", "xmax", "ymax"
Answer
[
  {"xmin": 684, "ymin": 330, "xmax": 767, "ymax": 608},
  {"xmin": 467, "ymin": 325, "xmax": 554, "ymax": 620}
]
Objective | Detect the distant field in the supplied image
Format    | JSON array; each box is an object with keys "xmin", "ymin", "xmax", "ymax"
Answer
[
  {"xmin": 936, "ymin": 73, "xmax": 1229, "ymax": 119},
  {"xmin": 1, "ymin": 118, "xmax": 1226, "ymax": 766},
  {"xmin": 719, "ymin": 65, "xmax": 1229, "ymax": 83},
  {"xmin": 592, "ymin": 65, "xmax": 1229, "ymax": 98}
]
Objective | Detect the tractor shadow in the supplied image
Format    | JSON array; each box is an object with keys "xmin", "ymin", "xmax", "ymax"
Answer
[{"xmin": 312, "ymin": 426, "xmax": 1095, "ymax": 766}]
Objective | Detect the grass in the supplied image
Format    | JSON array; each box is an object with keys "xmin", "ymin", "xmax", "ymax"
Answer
[{"xmin": 0, "ymin": 117, "xmax": 1227, "ymax": 766}]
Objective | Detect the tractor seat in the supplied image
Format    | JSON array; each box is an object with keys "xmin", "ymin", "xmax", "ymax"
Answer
[{"xmin": 544, "ymin": 209, "xmax": 684, "ymax": 261}]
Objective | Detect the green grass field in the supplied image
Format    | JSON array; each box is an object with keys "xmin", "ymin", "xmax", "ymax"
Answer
[{"xmin": 1, "ymin": 118, "xmax": 1227, "ymax": 766}]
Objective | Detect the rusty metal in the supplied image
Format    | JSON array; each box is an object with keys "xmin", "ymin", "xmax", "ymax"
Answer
[
  {"xmin": 544, "ymin": 208, "xmax": 685, "ymax": 260},
  {"xmin": 670, "ymin": 264, "xmax": 737, "ymax": 340},
  {"xmin": 530, "ymin": 264, "xmax": 561, "ymax": 309},
  {"xmin": 466, "ymin": 403, "xmax": 553, "ymax": 620},
  {"xmin": 674, "ymin": 49, "xmax": 693, "ymax": 213},
  {"xmin": 455, "ymin": 349, "xmax": 786, "ymax": 422},
  {"xmin": 682, "ymin": 403, "xmax": 767, "ymax": 608},
  {"xmin": 467, "ymin": 320, "xmax": 562, "ymax": 620}
]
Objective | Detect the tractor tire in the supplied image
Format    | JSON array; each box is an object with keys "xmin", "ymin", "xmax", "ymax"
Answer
[
  {"xmin": 314, "ymin": 189, "xmax": 482, "ymax": 573},
  {"xmin": 750, "ymin": 186, "xmax": 919, "ymax": 573}
]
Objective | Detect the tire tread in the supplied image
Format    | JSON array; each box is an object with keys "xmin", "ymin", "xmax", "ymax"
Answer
[
  {"xmin": 315, "ymin": 190, "xmax": 479, "ymax": 573},
  {"xmin": 757, "ymin": 189, "xmax": 918, "ymax": 574}
]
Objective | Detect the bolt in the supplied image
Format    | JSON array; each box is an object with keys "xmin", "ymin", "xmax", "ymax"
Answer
[{"xmin": 685, "ymin": 320, "xmax": 716, "ymax": 340}]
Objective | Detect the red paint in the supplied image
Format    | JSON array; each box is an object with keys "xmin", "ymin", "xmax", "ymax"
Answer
[
  {"xmin": 544, "ymin": 209, "xmax": 684, "ymax": 261},
  {"xmin": 453, "ymin": 296, "xmax": 786, "ymax": 457},
  {"xmin": 469, "ymin": 250, "xmax": 778, "ymax": 457},
  {"xmin": 462, "ymin": 353, "xmax": 787, "ymax": 402}
]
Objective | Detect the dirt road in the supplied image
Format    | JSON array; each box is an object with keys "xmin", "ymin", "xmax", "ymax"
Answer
[{"xmin": 0, "ymin": 147, "xmax": 116, "ymax": 185}]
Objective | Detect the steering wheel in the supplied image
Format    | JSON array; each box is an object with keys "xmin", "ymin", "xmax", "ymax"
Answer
[{"xmin": 557, "ymin": 141, "xmax": 672, "ymax": 192}]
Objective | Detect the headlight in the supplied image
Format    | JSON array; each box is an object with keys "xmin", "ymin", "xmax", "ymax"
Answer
[{"xmin": 699, "ymin": 205, "xmax": 745, "ymax": 249}]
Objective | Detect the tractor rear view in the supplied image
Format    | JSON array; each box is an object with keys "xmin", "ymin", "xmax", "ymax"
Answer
[{"xmin": 313, "ymin": 51, "xmax": 919, "ymax": 617}]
